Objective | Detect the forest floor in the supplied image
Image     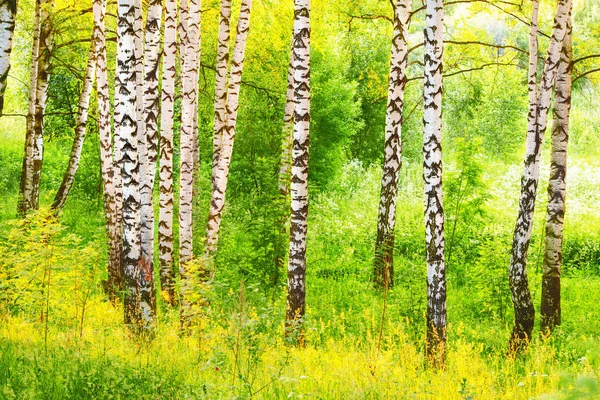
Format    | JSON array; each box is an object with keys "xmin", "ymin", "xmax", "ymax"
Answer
[{"xmin": 2, "ymin": 139, "xmax": 600, "ymax": 398}]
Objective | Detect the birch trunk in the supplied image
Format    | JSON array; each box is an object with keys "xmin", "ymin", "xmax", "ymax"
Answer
[
  {"xmin": 179, "ymin": 0, "xmax": 201, "ymax": 326},
  {"xmin": 285, "ymin": 0, "xmax": 310, "ymax": 344},
  {"xmin": 541, "ymin": 7, "xmax": 572, "ymax": 335},
  {"xmin": 211, "ymin": 0, "xmax": 232, "ymax": 172},
  {"xmin": 159, "ymin": 0, "xmax": 177, "ymax": 305},
  {"xmin": 116, "ymin": 0, "xmax": 146, "ymax": 332},
  {"xmin": 30, "ymin": 0, "xmax": 53, "ymax": 211},
  {"xmin": 95, "ymin": 0, "xmax": 123, "ymax": 300},
  {"xmin": 508, "ymin": 0, "xmax": 572, "ymax": 352},
  {"xmin": 205, "ymin": 0, "xmax": 253, "ymax": 257},
  {"xmin": 373, "ymin": 0, "xmax": 411, "ymax": 289},
  {"xmin": 274, "ymin": 45, "xmax": 295, "ymax": 275},
  {"xmin": 138, "ymin": 0, "xmax": 163, "ymax": 315},
  {"xmin": 0, "ymin": 0, "xmax": 17, "ymax": 115},
  {"xmin": 52, "ymin": 25, "xmax": 100, "ymax": 212},
  {"xmin": 423, "ymin": 0, "xmax": 446, "ymax": 368},
  {"xmin": 17, "ymin": 0, "xmax": 40, "ymax": 217}
]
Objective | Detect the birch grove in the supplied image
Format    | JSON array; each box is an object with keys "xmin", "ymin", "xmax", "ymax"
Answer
[
  {"xmin": 373, "ymin": 0, "xmax": 411, "ymax": 289},
  {"xmin": 508, "ymin": 0, "xmax": 572, "ymax": 352},
  {"xmin": 541, "ymin": 6, "xmax": 572, "ymax": 334},
  {"xmin": 159, "ymin": 0, "xmax": 177, "ymax": 305},
  {"xmin": 205, "ymin": 0, "xmax": 253, "ymax": 257},
  {"xmin": 423, "ymin": 0, "xmax": 446, "ymax": 367},
  {"xmin": 286, "ymin": 0, "xmax": 310, "ymax": 342},
  {"xmin": 0, "ymin": 0, "xmax": 16, "ymax": 115}
]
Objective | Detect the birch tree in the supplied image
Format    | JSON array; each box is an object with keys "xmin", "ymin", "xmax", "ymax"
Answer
[
  {"xmin": 138, "ymin": 0, "xmax": 163, "ymax": 314},
  {"xmin": 30, "ymin": 0, "xmax": 53, "ymax": 211},
  {"xmin": 95, "ymin": 0, "xmax": 122, "ymax": 299},
  {"xmin": 116, "ymin": 0, "xmax": 151, "ymax": 332},
  {"xmin": 18, "ymin": 0, "xmax": 52, "ymax": 216},
  {"xmin": 0, "ymin": 0, "xmax": 17, "ymax": 115},
  {"xmin": 373, "ymin": 0, "xmax": 411, "ymax": 289},
  {"xmin": 423, "ymin": 0, "xmax": 446, "ymax": 367},
  {"xmin": 211, "ymin": 0, "xmax": 232, "ymax": 174},
  {"xmin": 508, "ymin": 0, "xmax": 572, "ymax": 352},
  {"xmin": 274, "ymin": 47, "xmax": 295, "ymax": 274},
  {"xmin": 52, "ymin": 18, "xmax": 101, "ymax": 212},
  {"xmin": 159, "ymin": 0, "xmax": 177, "ymax": 305},
  {"xmin": 205, "ymin": 0, "xmax": 253, "ymax": 256},
  {"xmin": 285, "ymin": 0, "xmax": 310, "ymax": 343},
  {"xmin": 179, "ymin": 0, "xmax": 201, "ymax": 324},
  {"xmin": 17, "ymin": 0, "xmax": 41, "ymax": 216},
  {"xmin": 541, "ymin": 6, "xmax": 572, "ymax": 335}
]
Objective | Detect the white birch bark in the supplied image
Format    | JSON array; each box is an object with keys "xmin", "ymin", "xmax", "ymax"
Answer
[
  {"xmin": 423, "ymin": 0, "xmax": 446, "ymax": 367},
  {"xmin": 159, "ymin": 0, "xmax": 177, "ymax": 305},
  {"xmin": 179, "ymin": 0, "xmax": 201, "ymax": 326},
  {"xmin": 205, "ymin": 0, "xmax": 253, "ymax": 256},
  {"xmin": 0, "ymin": 0, "xmax": 17, "ymax": 115},
  {"xmin": 274, "ymin": 45, "xmax": 295, "ymax": 274},
  {"xmin": 211, "ymin": 0, "xmax": 232, "ymax": 172},
  {"xmin": 52, "ymin": 21, "xmax": 100, "ymax": 212},
  {"xmin": 285, "ymin": 0, "xmax": 310, "ymax": 342},
  {"xmin": 179, "ymin": 0, "xmax": 200, "ymax": 265},
  {"xmin": 116, "ymin": 0, "xmax": 146, "ymax": 331},
  {"xmin": 373, "ymin": 0, "xmax": 411, "ymax": 289},
  {"xmin": 509, "ymin": 0, "xmax": 572, "ymax": 351},
  {"xmin": 95, "ymin": 0, "xmax": 123, "ymax": 299},
  {"xmin": 541, "ymin": 6, "xmax": 572, "ymax": 334},
  {"xmin": 137, "ymin": 0, "xmax": 162, "ymax": 325}
]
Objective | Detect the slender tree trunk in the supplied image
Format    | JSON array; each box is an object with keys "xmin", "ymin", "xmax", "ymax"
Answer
[
  {"xmin": 159, "ymin": 0, "xmax": 177, "ymax": 305},
  {"xmin": 179, "ymin": 0, "xmax": 201, "ymax": 327},
  {"xmin": 30, "ymin": 0, "xmax": 53, "ymax": 211},
  {"xmin": 178, "ymin": 0, "xmax": 188, "ymax": 68},
  {"xmin": 52, "ymin": 24, "xmax": 100, "ymax": 212},
  {"xmin": 274, "ymin": 45, "xmax": 295, "ymax": 276},
  {"xmin": 17, "ymin": 0, "xmax": 41, "ymax": 217},
  {"xmin": 0, "ymin": 0, "xmax": 17, "ymax": 115},
  {"xmin": 138, "ymin": 0, "xmax": 162, "ymax": 316},
  {"xmin": 423, "ymin": 0, "xmax": 446, "ymax": 368},
  {"xmin": 508, "ymin": 0, "xmax": 572, "ymax": 353},
  {"xmin": 205, "ymin": 0, "xmax": 253, "ymax": 257},
  {"xmin": 285, "ymin": 0, "xmax": 310, "ymax": 344},
  {"xmin": 116, "ymin": 0, "xmax": 146, "ymax": 332},
  {"xmin": 541, "ymin": 6, "xmax": 572, "ymax": 335},
  {"xmin": 373, "ymin": 0, "xmax": 411, "ymax": 289},
  {"xmin": 211, "ymin": 0, "xmax": 232, "ymax": 173},
  {"xmin": 95, "ymin": 0, "xmax": 123, "ymax": 300}
]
